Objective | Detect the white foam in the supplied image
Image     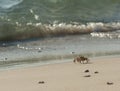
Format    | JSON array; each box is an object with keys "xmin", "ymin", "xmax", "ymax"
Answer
[{"xmin": 90, "ymin": 32, "xmax": 120, "ymax": 39}]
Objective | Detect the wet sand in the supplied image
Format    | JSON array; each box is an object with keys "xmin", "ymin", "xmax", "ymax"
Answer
[{"xmin": 0, "ymin": 56, "xmax": 120, "ymax": 91}]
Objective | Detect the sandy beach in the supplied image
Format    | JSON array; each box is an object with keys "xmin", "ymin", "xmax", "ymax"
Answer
[{"xmin": 0, "ymin": 56, "xmax": 120, "ymax": 91}]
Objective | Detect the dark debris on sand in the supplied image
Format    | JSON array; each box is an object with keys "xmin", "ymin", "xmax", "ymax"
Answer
[
  {"xmin": 84, "ymin": 69, "xmax": 89, "ymax": 73},
  {"xmin": 84, "ymin": 75, "xmax": 91, "ymax": 77},
  {"xmin": 94, "ymin": 71, "xmax": 99, "ymax": 74},
  {"xmin": 107, "ymin": 82, "xmax": 114, "ymax": 85},
  {"xmin": 38, "ymin": 81, "xmax": 45, "ymax": 84}
]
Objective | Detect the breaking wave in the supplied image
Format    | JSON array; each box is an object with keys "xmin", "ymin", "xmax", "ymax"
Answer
[
  {"xmin": 0, "ymin": 22, "xmax": 120, "ymax": 41},
  {"xmin": 1, "ymin": 0, "xmax": 120, "ymax": 41}
]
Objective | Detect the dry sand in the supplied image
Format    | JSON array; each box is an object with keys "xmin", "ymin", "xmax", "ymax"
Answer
[{"xmin": 0, "ymin": 56, "xmax": 120, "ymax": 91}]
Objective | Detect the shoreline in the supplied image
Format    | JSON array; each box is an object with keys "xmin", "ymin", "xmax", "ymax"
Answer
[
  {"xmin": 0, "ymin": 55, "xmax": 120, "ymax": 91},
  {"xmin": 0, "ymin": 54, "xmax": 120, "ymax": 71}
]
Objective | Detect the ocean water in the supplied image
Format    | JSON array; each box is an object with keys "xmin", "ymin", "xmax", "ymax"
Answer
[{"xmin": 0, "ymin": 0, "xmax": 120, "ymax": 69}]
